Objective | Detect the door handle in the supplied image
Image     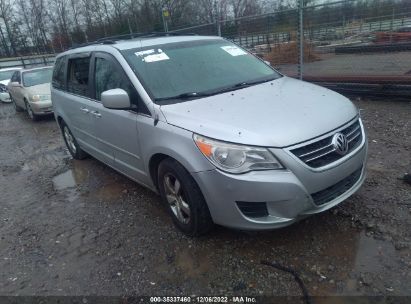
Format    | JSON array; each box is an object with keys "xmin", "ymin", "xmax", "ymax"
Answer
[
  {"xmin": 80, "ymin": 107, "xmax": 90, "ymax": 114},
  {"xmin": 91, "ymin": 111, "xmax": 102, "ymax": 118}
]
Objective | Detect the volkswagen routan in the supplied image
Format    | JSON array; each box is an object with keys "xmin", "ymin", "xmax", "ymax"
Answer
[{"xmin": 51, "ymin": 34, "xmax": 367, "ymax": 236}]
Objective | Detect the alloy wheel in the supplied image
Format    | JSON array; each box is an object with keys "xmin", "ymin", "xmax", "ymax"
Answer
[
  {"xmin": 26, "ymin": 102, "xmax": 34, "ymax": 119},
  {"xmin": 63, "ymin": 126, "xmax": 77, "ymax": 154},
  {"xmin": 163, "ymin": 173, "xmax": 191, "ymax": 224}
]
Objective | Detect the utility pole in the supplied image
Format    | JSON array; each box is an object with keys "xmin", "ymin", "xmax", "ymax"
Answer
[
  {"xmin": 214, "ymin": 0, "xmax": 221, "ymax": 36},
  {"xmin": 162, "ymin": 7, "xmax": 169, "ymax": 32},
  {"xmin": 298, "ymin": 0, "xmax": 304, "ymax": 80},
  {"xmin": 390, "ymin": 7, "xmax": 395, "ymax": 43},
  {"xmin": 0, "ymin": 17, "xmax": 11, "ymax": 57},
  {"xmin": 127, "ymin": 17, "xmax": 133, "ymax": 36}
]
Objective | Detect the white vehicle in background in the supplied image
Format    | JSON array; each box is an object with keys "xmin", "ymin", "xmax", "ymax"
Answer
[
  {"xmin": 0, "ymin": 67, "xmax": 22, "ymax": 103},
  {"xmin": 8, "ymin": 66, "xmax": 53, "ymax": 120}
]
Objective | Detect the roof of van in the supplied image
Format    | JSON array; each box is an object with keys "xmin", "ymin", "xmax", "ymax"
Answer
[{"xmin": 58, "ymin": 35, "xmax": 223, "ymax": 57}]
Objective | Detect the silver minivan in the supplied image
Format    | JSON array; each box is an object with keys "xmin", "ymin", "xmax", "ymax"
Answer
[{"xmin": 52, "ymin": 35, "xmax": 367, "ymax": 236}]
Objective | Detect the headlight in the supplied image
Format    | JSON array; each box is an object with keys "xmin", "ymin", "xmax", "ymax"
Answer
[
  {"xmin": 0, "ymin": 84, "xmax": 7, "ymax": 93},
  {"xmin": 30, "ymin": 94, "xmax": 50, "ymax": 102},
  {"xmin": 193, "ymin": 134, "xmax": 283, "ymax": 174}
]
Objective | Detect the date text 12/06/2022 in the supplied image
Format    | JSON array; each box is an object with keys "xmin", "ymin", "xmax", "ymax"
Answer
[{"xmin": 149, "ymin": 296, "xmax": 257, "ymax": 303}]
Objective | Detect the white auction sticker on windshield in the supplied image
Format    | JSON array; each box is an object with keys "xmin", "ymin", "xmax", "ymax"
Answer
[
  {"xmin": 135, "ymin": 49, "xmax": 155, "ymax": 57},
  {"xmin": 143, "ymin": 52, "xmax": 170, "ymax": 63},
  {"xmin": 221, "ymin": 46, "xmax": 247, "ymax": 56}
]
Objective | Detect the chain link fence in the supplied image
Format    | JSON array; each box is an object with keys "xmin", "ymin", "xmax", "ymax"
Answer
[
  {"xmin": 2, "ymin": 0, "xmax": 410, "ymax": 96},
  {"xmin": 170, "ymin": 0, "xmax": 411, "ymax": 96}
]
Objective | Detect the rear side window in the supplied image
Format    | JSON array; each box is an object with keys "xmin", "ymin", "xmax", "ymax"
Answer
[
  {"xmin": 52, "ymin": 57, "xmax": 66, "ymax": 90},
  {"xmin": 67, "ymin": 57, "xmax": 90, "ymax": 97}
]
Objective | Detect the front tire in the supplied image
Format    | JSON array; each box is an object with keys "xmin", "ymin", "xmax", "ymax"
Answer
[
  {"xmin": 12, "ymin": 96, "xmax": 23, "ymax": 112},
  {"xmin": 25, "ymin": 100, "xmax": 38, "ymax": 121},
  {"xmin": 60, "ymin": 120, "xmax": 87, "ymax": 160},
  {"xmin": 158, "ymin": 158, "xmax": 213, "ymax": 236}
]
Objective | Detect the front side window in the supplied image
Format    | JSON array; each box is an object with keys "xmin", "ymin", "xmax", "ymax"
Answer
[
  {"xmin": 94, "ymin": 57, "xmax": 138, "ymax": 105},
  {"xmin": 10, "ymin": 72, "xmax": 19, "ymax": 83},
  {"xmin": 67, "ymin": 57, "xmax": 90, "ymax": 97},
  {"xmin": 0, "ymin": 70, "xmax": 18, "ymax": 82},
  {"xmin": 121, "ymin": 39, "xmax": 281, "ymax": 104},
  {"xmin": 23, "ymin": 68, "xmax": 53, "ymax": 87}
]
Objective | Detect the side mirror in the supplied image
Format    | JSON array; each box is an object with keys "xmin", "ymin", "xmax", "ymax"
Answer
[
  {"xmin": 10, "ymin": 81, "xmax": 21, "ymax": 87},
  {"xmin": 101, "ymin": 88, "xmax": 131, "ymax": 110},
  {"xmin": 264, "ymin": 60, "xmax": 271, "ymax": 66}
]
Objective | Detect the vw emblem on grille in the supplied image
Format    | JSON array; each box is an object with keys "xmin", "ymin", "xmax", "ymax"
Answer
[{"xmin": 332, "ymin": 133, "xmax": 349, "ymax": 155}]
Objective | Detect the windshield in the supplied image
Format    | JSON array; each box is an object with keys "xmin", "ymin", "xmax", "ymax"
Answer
[
  {"xmin": 23, "ymin": 68, "xmax": 53, "ymax": 87},
  {"xmin": 0, "ymin": 70, "xmax": 18, "ymax": 82},
  {"xmin": 122, "ymin": 39, "xmax": 281, "ymax": 104}
]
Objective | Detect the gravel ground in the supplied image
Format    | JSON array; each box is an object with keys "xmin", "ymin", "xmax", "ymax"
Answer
[{"xmin": 0, "ymin": 99, "xmax": 410, "ymax": 298}]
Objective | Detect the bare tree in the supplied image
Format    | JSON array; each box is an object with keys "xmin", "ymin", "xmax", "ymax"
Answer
[
  {"xmin": 0, "ymin": 17, "xmax": 11, "ymax": 56},
  {"xmin": 0, "ymin": 0, "xmax": 18, "ymax": 56}
]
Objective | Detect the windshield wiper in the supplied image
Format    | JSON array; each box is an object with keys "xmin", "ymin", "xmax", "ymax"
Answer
[
  {"xmin": 155, "ymin": 92, "xmax": 211, "ymax": 102},
  {"xmin": 155, "ymin": 78, "xmax": 278, "ymax": 102},
  {"xmin": 232, "ymin": 78, "xmax": 274, "ymax": 89},
  {"xmin": 204, "ymin": 78, "xmax": 277, "ymax": 96}
]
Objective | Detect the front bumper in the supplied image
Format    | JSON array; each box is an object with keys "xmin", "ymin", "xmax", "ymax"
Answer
[
  {"xmin": 192, "ymin": 134, "xmax": 367, "ymax": 231},
  {"xmin": 29, "ymin": 100, "xmax": 53, "ymax": 115},
  {"xmin": 0, "ymin": 92, "xmax": 11, "ymax": 103}
]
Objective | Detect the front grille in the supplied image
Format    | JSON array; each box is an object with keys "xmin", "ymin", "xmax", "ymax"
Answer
[
  {"xmin": 290, "ymin": 120, "xmax": 363, "ymax": 168},
  {"xmin": 311, "ymin": 167, "xmax": 362, "ymax": 206},
  {"xmin": 236, "ymin": 201, "xmax": 268, "ymax": 218}
]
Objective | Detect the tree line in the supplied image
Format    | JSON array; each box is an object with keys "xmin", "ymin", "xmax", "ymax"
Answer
[{"xmin": 0, "ymin": 0, "xmax": 410, "ymax": 57}]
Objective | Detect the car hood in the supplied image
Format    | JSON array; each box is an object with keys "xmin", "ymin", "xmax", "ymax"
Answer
[
  {"xmin": 25, "ymin": 83, "xmax": 51, "ymax": 96},
  {"xmin": 160, "ymin": 77, "xmax": 358, "ymax": 147}
]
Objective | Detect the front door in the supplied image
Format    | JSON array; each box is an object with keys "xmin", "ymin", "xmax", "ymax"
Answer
[{"xmin": 89, "ymin": 52, "xmax": 148, "ymax": 182}]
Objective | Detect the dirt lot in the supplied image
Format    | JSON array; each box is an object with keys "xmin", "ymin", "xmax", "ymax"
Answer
[
  {"xmin": 0, "ymin": 99, "xmax": 410, "ymax": 299},
  {"xmin": 275, "ymin": 51, "xmax": 411, "ymax": 77}
]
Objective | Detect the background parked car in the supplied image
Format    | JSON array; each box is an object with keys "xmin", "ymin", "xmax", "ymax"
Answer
[
  {"xmin": 8, "ymin": 66, "xmax": 53, "ymax": 121},
  {"xmin": 0, "ymin": 67, "xmax": 22, "ymax": 103}
]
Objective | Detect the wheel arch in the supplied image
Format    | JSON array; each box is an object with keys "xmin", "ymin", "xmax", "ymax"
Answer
[
  {"xmin": 149, "ymin": 153, "xmax": 170, "ymax": 190},
  {"xmin": 147, "ymin": 147, "xmax": 211, "ymax": 191}
]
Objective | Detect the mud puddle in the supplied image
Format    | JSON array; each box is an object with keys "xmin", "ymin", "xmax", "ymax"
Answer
[
  {"xmin": 53, "ymin": 170, "xmax": 77, "ymax": 190},
  {"xmin": 52, "ymin": 160, "xmax": 90, "ymax": 202},
  {"xmin": 152, "ymin": 221, "xmax": 409, "ymax": 296},
  {"xmin": 316, "ymin": 230, "xmax": 403, "ymax": 295}
]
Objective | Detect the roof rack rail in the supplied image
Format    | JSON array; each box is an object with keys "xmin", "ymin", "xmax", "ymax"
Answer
[{"xmin": 69, "ymin": 32, "xmax": 197, "ymax": 50}]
